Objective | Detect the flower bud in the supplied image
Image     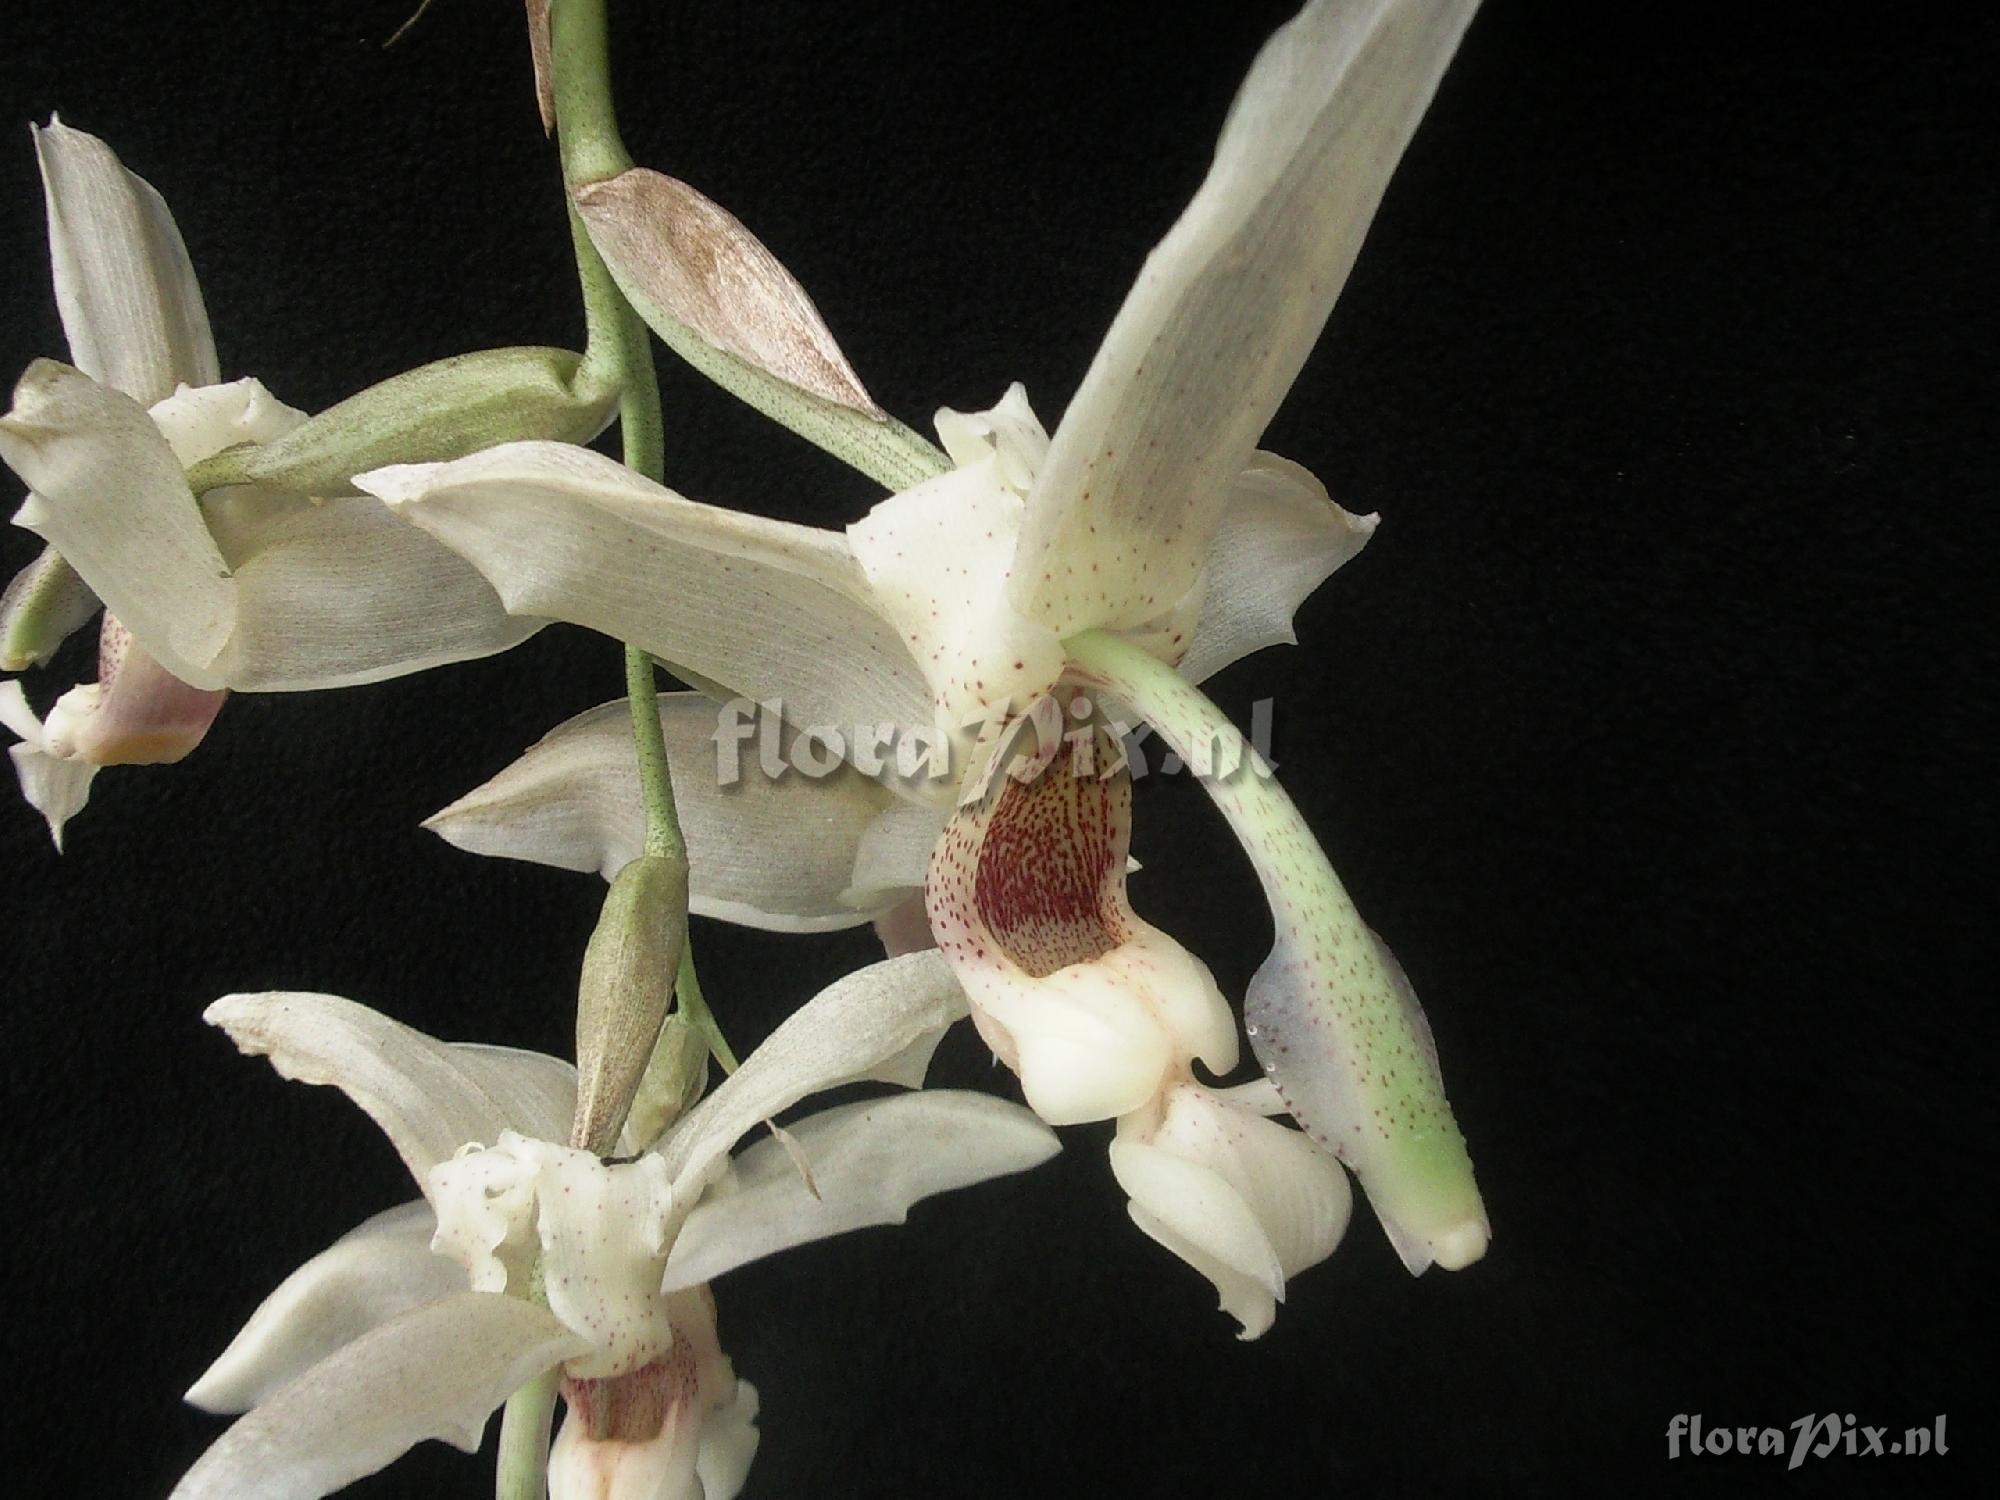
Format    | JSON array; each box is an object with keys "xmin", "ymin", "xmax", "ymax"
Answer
[
  {"xmin": 623, "ymin": 1014, "xmax": 710, "ymax": 1153},
  {"xmin": 186, "ymin": 345, "xmax": 616, "ymax": 496},
  {"xmin": 572, "ymin": 853, "xmax": 690, "ymax": 1154}
]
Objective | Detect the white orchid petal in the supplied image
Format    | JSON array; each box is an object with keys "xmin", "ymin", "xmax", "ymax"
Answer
[
  {"xmin": 1126, "ymin": 1203, "xmax": 1279, "ymax": 1340},
  {"xmin": 1112, "ymin": 1141, "xmax": 1284, "ymax": 1326},
  {"xmin": 933, "ymin": 383, "xmax": 1050, "ymax": 491},
  {"xmin": 1, "ymin": 683, "xmax": 97, "ymax": 849},
  {"xmin": 925, "ymin": 728, "xmax": 1236, "ymax": 1125},
  {"xmin": 147, "ymin": 377, "xmax": 306, "ymax": 465},
  {"xmin": 694, "ymin": 1380, "xmax": 760, "ymax": 1500},
  {"xmin": 360, "ymin": 441, "xmax": 932, "ymax": 740},
  {"xmin": 34, "ymin": 118, "xmax": 218, "ymax": 403},
  {"xmin": 431, "ymin": 1136, "xmax": 681, "ymax": 1379},
  {"xmin": 1010, "ymin": 0, "xmax": 1478, "ymax": 636},
  {"xmin": 186, "ymin": 1201, "xmax": 459, "ymax": 1415},
  {"xmin": 1175, "ymin": 452, "xmax": 1376, "ymax": 684},
  {"xmin": 46, "ymin": 616, "xmax": 225, "ymax": 767},
  {"xmin": 846, "ymin": 799, "xmax": 948, "ymax": 908},
  {"xmin": 663, "ymin": 1091, "xmax": 1057, "ymax": 1291},
  {"xmin": 1132, "ymin": 1082, "xmax": 1353, "ymax": 1279},
  {"xmin": 204, "ymin": 993, "xmax": 577, "ymax": 1202},
  {"xmin": 425, "ymin": 695, "xmax": 896, "ymax": 931},
  {"xmin": 201, "ymin": 489, "xmax": 541, "ymax": 690},
  {"xmin": 1, "ymin": 361, "xmax": 233, "ymax": 685},
  {"xmin": 848, "ymin": 455, "xmax": 1065, "ymax": 737},
  {"xmin": 169, "ymin": 1291, "xmax": 589, "ymax": 1500},
  {"xmin": 656, "ymin": 951, "xmax": 970, "ymax": 1195}
]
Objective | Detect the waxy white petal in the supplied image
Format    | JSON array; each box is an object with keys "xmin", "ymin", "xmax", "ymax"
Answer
[
  {"xmin": 169, "ymin": 1292, "xmax": 588, "ymax": 1500},
  {"xmin": 204, "ymin": 993, "xmax": 577, "ymax": 1203},
  {"xmin": 1, "ymin": 361, "xmax": 234, "ymax": 685},
  {"xmin": 432, "ymin": 1135, "xmax": 680, "ymax": 1380},
  {"xmin": 360, "ymin": 441, "xmax": 933, "ymax": 743},
  {"xmin": 425, "ymin": 695, "xmax": 898, "ymax": 931},
  {"xmin": 662, "ymin": 1090, "xmax": 1058, "ymax": 1290},
  {"xmin": 1112, "ymin": 1082, "xmax": 1351, "ymax": 1338},
  {"xmin": 186, "ymin": 1201, "xmax": 460, "ymax": 1415},
  {"xmin": 695, "ymin": 1381, "xmax": 760, "ymax": 1500},
  {"xmin": 201, "ymin": 488, "xmax": 542, "ymax": 691},
  {"xmin": 1175, "ymin": 452, "xmax": 1376, "ymax": 684},
  {"xmin": 147, "ymin": 376, "xmax": 305, "ymax": 464},
  {"xmin": 34, "ymin": 118, "xmax": 218, "ymax": 404},
  {"xmin": 0, "ymin": 681, "xmax": 96, "ymax": 847},
  {"xmin": 925, "ymin": 728, "xmax": 1236, "ymax": 1125},
  {"xmin": 1010, "ymin": 0, "xmax": 1478, "ymax": 636},
  {"xmin": 655, "ymin": 950, "xmax": 970, "ymax": 1195},
  {"xmin": 848, "ymin": 454, "xmax": 1065, "ymax": 738}
]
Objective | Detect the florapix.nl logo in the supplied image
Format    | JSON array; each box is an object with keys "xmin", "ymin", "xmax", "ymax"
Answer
[{"xmin": 1666, "ymin": 1414, "xmax": 1949, "ymax": 1470}]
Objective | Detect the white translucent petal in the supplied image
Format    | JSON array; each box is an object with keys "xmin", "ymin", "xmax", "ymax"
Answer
[
  {"xmin": 201, "ymin": 489, "xmax": 542, "ymax": 690},
  {"xmin": 168, "ymin": 1292, "xmax": 589, "ymax": 1500},
  {"xmin": 848, "ymin": 456, "xmax": 1065, "ymax": 739},
  {"xmin": 1, "ymin": 361, "xmax": 234, "ymax": 685},
  {"xmin": 204, "ymin": 993, "xmax": 577, "ymax": 1202},
  {"xmin": 1139, "ymin": 1083, "xmax": 1352, "ymax": 1280},
  {"xmin": 695, "ymin": 1380, "xmax": 761, "ymax": 1500},
  {"xmin": 655, "ymin": 950, "xmax": 970, "ymax": 1195},
  {"xmin": 34, "ymin": 118, "xmax": 218, "ymax": 404},
  {"xmin": 3, "ymin": 724, "xmax": 97, "ymax": 849},
  {"xmin": 662, "ymin": 1090, "xmax": 1058, "ymax": 1290},
  {"xmin": 924, "ymin": 750, "xmax": 1236, "ymax": 1125},
  {"xmin": 41, "ymin": 619, "xmax": 225, "ymax": 767},
  {"xmin": 147, "ymin": 377, "xmax": 306, "ymax": 464},
  {"xmin": 186, "ymin": 1201, "xmax": 460, "ymax": 1415},
  {"xmin": 359, "ymin": 441, "xmax": 932, "ymax": 744},
  {"xmin": 933, "ymin": 383, "xmax": 1050, "ymax": 492},
  {"xmin": 430, "ymin": 1136, "xmax": 679, "ymax": 1379},
  {"xmin": 1010, "ymin": 0, "xmax": 1479, "ymax": 636},
  {"xmin": 1175, "ymin": 452, "xmax": 1376, "ymax": 684},
  {"xmin": 1125, "ymin": 1201, "xmax": 1278, "ymax": 1341},
  {"xmin": 425, "ymin": 695, "xmax": 896, "ymax": 931},
  {"xmin": 845, "ymin": 798, "xmax": 948, "ymax": 908}
]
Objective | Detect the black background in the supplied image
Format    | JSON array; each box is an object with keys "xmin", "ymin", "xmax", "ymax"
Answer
[{"xmin": 1, "ymin": 2, "xmax": 1988, "ymax": 1495}]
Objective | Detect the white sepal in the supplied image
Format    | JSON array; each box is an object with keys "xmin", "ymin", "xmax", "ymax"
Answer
[
  {"xmin": 425, "ymin": 695, "xmax": 897, "ymax": 931},
  {"xmin": 662, "ymin": 1090, "xmax": 1057, "ymax": 1290},
  {"xmin": 168, "ymin": 1292, "xmax": 589, "ymax": 1500},
  {"xmin": 203, "ymin": 993, "xmax": 578, "ymax": 1203},
  {"xmin": 186, "ymin": 1201, "xmax": 459, "ymax": 1414}
]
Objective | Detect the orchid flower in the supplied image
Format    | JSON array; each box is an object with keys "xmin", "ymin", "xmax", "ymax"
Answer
[
  {"xmin": 175, "ymin": 950, "xmax": 1056, "ymax": 1500},
  {"xmin": 0, "ymin": 121, "xmax": 608, "ymax": 847},
  {"xmin": 358, "ymin": 0, "xmax": 1488, "ymax": 1334}
]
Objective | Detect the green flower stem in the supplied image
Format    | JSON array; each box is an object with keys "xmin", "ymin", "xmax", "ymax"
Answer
[
  {"xmin": 494, "ymin": 1362, "xmax": 561, "ymax": 1500},
  {"xmin": 551, "ymin": 0, "xmax": 733, "ymax": 1071}
]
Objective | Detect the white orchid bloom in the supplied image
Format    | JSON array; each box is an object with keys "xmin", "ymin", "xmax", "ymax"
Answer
[
  {"xmin": 176, "ymin": 951, "xmax": 1056, "ymax": 1500},
  {"xmin": 0, "ymin": 121, "xmax": 584, "ymax": 847},
  {"xmin": 361, "ymin": 0, "xmax": 1488, "ymax": 1334}
]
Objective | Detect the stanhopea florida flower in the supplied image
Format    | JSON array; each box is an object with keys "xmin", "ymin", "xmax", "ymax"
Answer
[
  {"xmin": 175, "ymin": 951, "xmax": 1055, "ymax": 1500},
  {"xmin": 359, "ymin": 0, "xmax": 1488, "ymax": 1332},
  {"xmin": 0, "ymin": 121, "xmax": 575, "ymax": 846}
]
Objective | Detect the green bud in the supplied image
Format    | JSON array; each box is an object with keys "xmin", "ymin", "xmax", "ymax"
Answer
[
  {"xmin": 186, "ymin": 345, "xmax": 618, "ymax": 496},
  {"xmin": 623, "ymin": 1013, "xmax": 710, "ymax": 1153},
  {"xmin": 571, "ymin": 852, "xmax": 689, "ymax": 1154}
]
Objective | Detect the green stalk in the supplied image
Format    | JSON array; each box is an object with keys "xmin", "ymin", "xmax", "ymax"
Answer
[
  {"xmin": 494, "ymin": 1364, "xmax": 561, "ymax": 1500},
  {"xmin": 551, "ymin": 0, "xmax": 729, "ymax": 1067}
]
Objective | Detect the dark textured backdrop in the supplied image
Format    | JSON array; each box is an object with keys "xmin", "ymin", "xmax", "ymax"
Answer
[{"xmin": 1, "ymin": 2, "xmax": 1987, "ymax": 1495}]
